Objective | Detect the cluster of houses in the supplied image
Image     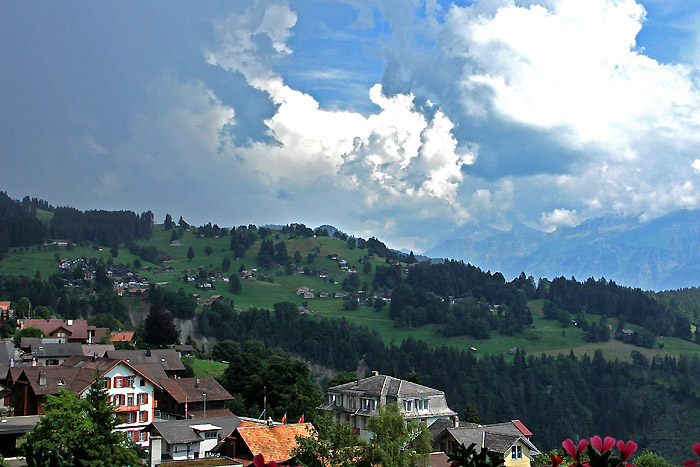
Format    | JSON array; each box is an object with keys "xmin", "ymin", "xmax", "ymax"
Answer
[
  {"xmin": 0, "ymin": 319, "xmax": 542, "ymax": 467},
  {"xmin": 59, "ymin": 258, "xmax": 151, "ymax": 294}
]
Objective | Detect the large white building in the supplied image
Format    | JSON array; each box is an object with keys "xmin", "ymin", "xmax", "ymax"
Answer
[{"xmin": 317, "ymin": 372, "xmax": 457, "ymax": 442}]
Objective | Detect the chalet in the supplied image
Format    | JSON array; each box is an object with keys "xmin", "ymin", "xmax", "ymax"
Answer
[
  {"xmin": 158, "ymin": 377, "xmax": 234, "ymax": 419},
  {"xmin": 318, "ymin": 269, "xmax": 329, "ymax": 278},
  {"xmin": 318, "ymin": 291, "xmax": 329, "ymax": 298},
  {"xmin": 12, "ymin": 356, "xmax": 160, "ymax": 448},
  {"xmin": 147, "ymin": 415, "xmax": 242, "ymax": 466},
  {"xmin": 295, "ymin": 286, "xmax": 310, "ymax": 296},
  {"xmin": 303, "ymin": 291, "xmax": 314, "ymax": 300},
  {"xmin": 317, "ymin": 372, "xmax": 457, "ymax": 442},
  {"xmin": 214, "ymin": 420, "xmax": 315, "ymax": 466},
  {"xmin": 334, "ymin": 292, "xmax": 345, "ymax": 298},
  {"xmin": 20, "ymin": 319, "xmax": 108, "ymax": 345},
  {"xmin": 432, "ymin": 420, "xmax": 541, "ymax": 467}
]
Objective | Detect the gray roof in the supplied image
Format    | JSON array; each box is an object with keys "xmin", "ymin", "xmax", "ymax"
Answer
[
  {"xmin": 437, "ymin": 424, "xmax": 541, "ymax": 457},
  {"xmin": 148, "ymin": 415, "xmax": 242, "ymax": 446},
  {"xmin": 0, "ymin": 341, "xmax": 12, "ymax": 365},
  {"xmin": 329, "ymin": 374, "xmax": 444, "ymax": 397},
  {"xmin": 0, "ymin": 415, "xmax": 41, "ymax": 435},
  {"xmin": 31, "ymin": 343, "xmax": 84, "ymax": 358}
]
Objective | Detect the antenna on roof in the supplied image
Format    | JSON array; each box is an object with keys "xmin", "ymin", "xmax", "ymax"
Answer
[{"xmin": 259, "ymin": 385, "xmax": 267, "ymax": 420}]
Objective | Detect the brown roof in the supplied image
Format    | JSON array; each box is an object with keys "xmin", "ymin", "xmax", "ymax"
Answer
[
  {"xmin": 106, "ymin": 349, "xmax": 185, "ymax": 372},
  {"xmin": 61, "ymin": 355, "xmax": 162, "ymax": 391},
  {"xmin": 160, "ymin": 377, "xmax": 233, "ymax": 404},
  {"xmin": 185, "ymin": 408, "xmax": 235, "ymax": 419},
  {"xmin": 21, "ymin": 319, "xmax": 108, "ymax": 342},
  {"xmin": 235, "ymin": 423, "xmax": 315, "ymax": 464}
]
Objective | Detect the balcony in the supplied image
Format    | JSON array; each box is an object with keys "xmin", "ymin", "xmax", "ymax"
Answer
[{"xmin": 115, "ymin": 405, "xmax": 140, "ymax": 412}]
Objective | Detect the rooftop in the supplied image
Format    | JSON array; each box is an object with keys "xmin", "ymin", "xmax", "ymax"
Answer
[{"xmin": 329, "ymin": 374, "xmax": 445, "ymax": 398}]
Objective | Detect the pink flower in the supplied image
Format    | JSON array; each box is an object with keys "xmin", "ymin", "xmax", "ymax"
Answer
[
  {"xmin": 616, "ymin": 440, "xmax": 638, "ymax": 466},
  {"xmin": 590, "ymin": 436, "xmax": 616, "ymax": 453},
  {"xmin": 563, "ymin": 439, "xmax": 589, "ymax": 467},
  {"xmin": 684, "ymin": 443, "xmax": 700, "ymax": 467}
]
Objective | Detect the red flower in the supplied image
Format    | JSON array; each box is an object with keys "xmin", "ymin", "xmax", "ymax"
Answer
[
  {"xmin": 550, "ymin": 453, "xmax": 564, "ymax": 467},
  {"xmin": 616, "ymin": 440, "xmax": 638, "ymax": 465},
  {"xmin": 563, "ymin": 439, "xmax": 589, "ymax": 466},
  {"xmin": 590, "ymin": 436, "xmax": 615, "ymax": 453},
  {"xmin": 684, "ymin": 443, "xmax": 700, "ymax": 467}
]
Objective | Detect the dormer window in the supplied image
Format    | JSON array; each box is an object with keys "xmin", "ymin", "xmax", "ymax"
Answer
[{"xmin": 404, "ymin": 400, "xmax": 412, "ymax": 411}]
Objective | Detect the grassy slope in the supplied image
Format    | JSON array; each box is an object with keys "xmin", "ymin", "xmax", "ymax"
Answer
[{"xmin": 1, "ymin": 225, "xmax": 698, "ymax": 363}]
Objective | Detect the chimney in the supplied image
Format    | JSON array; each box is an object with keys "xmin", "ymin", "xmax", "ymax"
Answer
[
  {"xmin": 10, "ymin": 359, "xmax": 14, "ymax": 368},
  {"xmin": 67, "ymin": 319, "xmax": 73, "ymax": 326},
  {"xmin": 32, "ymin": 357, "xmax": 37, "ymax": 367},
  {"xmin": 371, "ymin": 370, "xmax": 379, "ymax": 377},
  {"xmin": 38, "ymin": 371, "xmax": 47, "ymax": 387},
  {"xmin": 453, "ymin": 416, "xmax": 459, "ymax": 428},
  {"xmin": 195, "ymin": 378, "xmax": 200, "ymax": 388}
]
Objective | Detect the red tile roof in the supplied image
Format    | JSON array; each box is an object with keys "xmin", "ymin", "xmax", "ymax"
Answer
[
  {"xmin": 110, "ymin": 331, "xmax": 135, "ymax": 342},
  {"xmin": 512, "ymin": 420, "xmax": 532, "ymax": 436},
  {"xmin": 235, "ymin": 423, "xmax": 315, "ymax": 463}
]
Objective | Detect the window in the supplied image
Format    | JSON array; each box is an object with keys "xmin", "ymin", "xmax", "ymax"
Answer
[
  {"xmin": 127, "ymin": 376, "xmax": 135, "ymax": 387},
  {"xmin": 103, "ymin": 378, "xmax": 111, "ymax": 389},
  {"xmin": 416, "ymin": 399, "xmax": 422, "ymax": 410},
  {"xmin": 140, "ymin": 379, "xmax": 145, "ymax": 386},
  {"xmin": 127, "ymin": 412, "xmax": 136, "ymax": 423},
  {"xmin": 512, "ymin": 446, "xmax": 522, "ymax": 460},
  {"xmin": 424, "ymin": 399, "xmax": 429, "ymax": 410},
  {"xmin": 139, "ymin": 411, "xmax": 148, "ymax": 422},
  {"xmin": 140, "ymin": 431, "xmax": 148, "ymax": 442},
  {"xmin": 404, "ymin": 400, "xmax": 412, "ymax": 411},
  {"xmin": 204, "ymin": 431, "xmax": 218, "ymax": 439},
  {"xmin": 127, "ymin": 394, "xmax": 134, "ymax": 407},
  {"xmin": 138, "ymin": 393, "xmax": 149, "ymax": 405},
  {"xmin": 115, "ymin": 377, "xmax": 123, "ymax": 388},
  {"xmin": 113, "ymin": 395, "xmax": 125, "ymax": 406}
]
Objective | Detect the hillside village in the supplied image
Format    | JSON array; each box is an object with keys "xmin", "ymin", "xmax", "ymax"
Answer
[{"xmin": 0, "ymin": 316, "xmax": 541, "ymax": 467}]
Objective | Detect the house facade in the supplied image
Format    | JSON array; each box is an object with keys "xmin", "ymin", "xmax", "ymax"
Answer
[
  {"xmin": 97, "ymin": 360, "xmax": 159, "ymax": 447},
  {"xmin": 317, "ymin": 372, "xmax": 457, "ymax": 442}
]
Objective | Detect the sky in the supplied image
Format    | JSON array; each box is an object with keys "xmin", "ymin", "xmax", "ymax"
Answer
[{"xmin": 3, "ymin": 0, "xmax": 700, "ymax": 252}]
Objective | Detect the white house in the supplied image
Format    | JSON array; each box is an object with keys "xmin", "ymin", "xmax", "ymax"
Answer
[{"xmin": 317, "ymin": 372, "xmax": 457, "ymax": 442}]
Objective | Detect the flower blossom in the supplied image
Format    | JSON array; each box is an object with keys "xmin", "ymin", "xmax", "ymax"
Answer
[
  {"xmin": 563, "ymin": 439, "xmax": 589, "ymax": 467},
  {"xmin": 684, "ymin": 443, "xmax": 700, "ymax": 467}
]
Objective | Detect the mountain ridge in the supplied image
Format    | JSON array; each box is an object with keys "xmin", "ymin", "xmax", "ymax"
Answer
[{"xmin": 426, "ymin": 210, "xmax": 700, "ymax": 291}]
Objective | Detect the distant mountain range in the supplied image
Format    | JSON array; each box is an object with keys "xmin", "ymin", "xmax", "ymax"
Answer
[{"xmin": 426, "ymin": 210, "xmax": 700, "ymax": 291}]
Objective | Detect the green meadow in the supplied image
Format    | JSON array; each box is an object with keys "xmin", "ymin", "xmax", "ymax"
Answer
[{"xmin": 0, "ymin": 225, "xmax": 694, "ymax": 362}]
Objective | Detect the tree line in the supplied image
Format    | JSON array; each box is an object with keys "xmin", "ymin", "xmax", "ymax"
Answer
[{"xmin": 195, "ymin": 299, "xmax": 700, "ymax": 462}]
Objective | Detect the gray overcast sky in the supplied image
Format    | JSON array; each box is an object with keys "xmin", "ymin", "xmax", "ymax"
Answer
[{"xmin": 3, "ymin": 0, "xmax": 700, "ymax": 251}]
